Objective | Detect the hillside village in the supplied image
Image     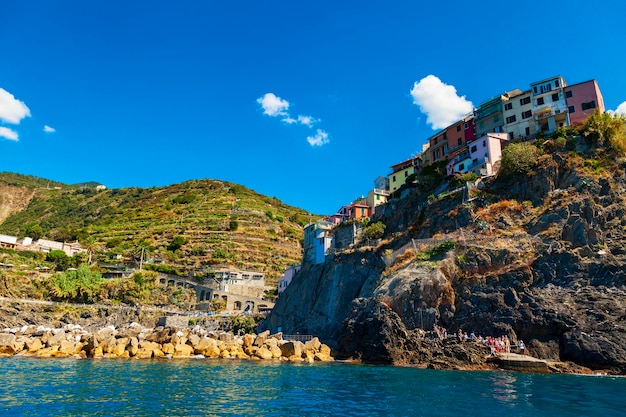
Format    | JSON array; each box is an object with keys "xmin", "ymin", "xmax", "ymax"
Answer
[{"xmin": 278, "ymin": 74, "xmax": 605, "ymax": 293}]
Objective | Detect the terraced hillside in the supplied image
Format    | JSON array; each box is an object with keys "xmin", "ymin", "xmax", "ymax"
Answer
[{"xmin": 0, "ymin": 174, "xmax": 314, "ymax": 284}]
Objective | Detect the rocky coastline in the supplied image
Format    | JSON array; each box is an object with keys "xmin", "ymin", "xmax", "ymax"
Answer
[{"xmin": 0, "ymin": 322, "xmax": 334, "ymax": 363}]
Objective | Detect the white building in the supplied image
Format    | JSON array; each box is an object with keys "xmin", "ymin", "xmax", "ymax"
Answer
[{"xmin": 278, "ymin": 264, "xmax": 301, "ymax": 295}]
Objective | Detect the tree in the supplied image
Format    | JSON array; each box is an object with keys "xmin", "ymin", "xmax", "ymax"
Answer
[
  {"xmin": 363, "ymin": 221, "xmax": 386, "ymax": 240},
  {"xmin": 25, "ymin": 223, "xmax": 43, "ymax": 240},
  {"xmin": 167, "ymin": 235, "xmax": 187, "ymax": 252},
  {"xmin": 46, "ymin": 249, "xmax": 70, "ymax": 271},
  {"xmin": 498, "ymin": 142, "xmax": 540, "ymax": 178},
  {"xmin": 582, "ymin": 109, "xmax": 626, "ymax": 150}
]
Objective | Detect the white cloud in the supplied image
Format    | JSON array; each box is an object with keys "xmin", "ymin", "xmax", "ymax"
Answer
[
  {"xmin": 307, "ymin": 129, "xmax": 329, "ymax": 147},
  {"xmin": 409, "ymin": 75, "xmax": 473, "ymax": 130},
  {"xmin": 43, "ymin": 125, "xmax": 56, "ymax": 133},
  {"xmin": 281, "ymin": 116, "xmax": 298, "ymax": 124},
  {"xmin": 0, "ymin": 88, "xmax": 31, "ymax": 124},
  {"xmin": 297, "ymin": 115, "xmax": 318, "ymax": 127},
  {"xmin": 257, "ymin": 93, "xmax": 290, "ymax": 117},
  {"xmin": 0, "ymin": 126, "xmax": 19, "ymax": 141},
  {"xmin": 614, "ymin": 101, "xmax": 626, "ymax": 115}
]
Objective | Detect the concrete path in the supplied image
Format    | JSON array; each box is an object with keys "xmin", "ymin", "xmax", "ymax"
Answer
[{"xmin": 494, "ymin": 352, "xmax": 549, "ymax": 372}]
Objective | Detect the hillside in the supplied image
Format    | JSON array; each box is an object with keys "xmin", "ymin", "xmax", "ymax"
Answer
[
  {"xmin": 0, "ymin": 174, "xmax": 314, "ymax": 283},
  {"xmin": 264, "ymin": 118, "xmax": 626, "ymax": 373}
]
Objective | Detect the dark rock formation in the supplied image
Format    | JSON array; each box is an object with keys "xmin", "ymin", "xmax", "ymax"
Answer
[{"xmin": 264, "ymin": 152, "xmax": 626, "ymax": 373}]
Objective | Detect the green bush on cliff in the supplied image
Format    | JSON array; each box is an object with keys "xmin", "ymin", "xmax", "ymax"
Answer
[
  {"xmin": 498, "ymin": 142, "xmax": 539, "ymax": 178},
  {"xmin": 363, "ymin": 221, "xmax": 386, "ymax": 240}
]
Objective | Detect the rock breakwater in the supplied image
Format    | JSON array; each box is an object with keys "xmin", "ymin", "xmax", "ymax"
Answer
[{"xmin": 0, "ymin": 323, "xmax": 334, "ymax": 363}]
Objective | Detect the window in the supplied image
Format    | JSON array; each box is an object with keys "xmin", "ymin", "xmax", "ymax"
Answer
[
  {"xmin": 555, "ymin": 79, "xmax": 560, "ymax": 87},
  {"xmin": 551, "ymin": 93, "xmax": 559, "ymax": 102},
  {"xmin": 470, "ymin": 145, "xmax": 477, "ymax": 153},
  {"xmin": 433, "ymin": 150, "xmax": 440, "ymax": 160},
  {"xmin": 457, "ymin": 138, "xmax": 462, "ymax": 146},
  {"xmin": 482, "ymin": 140, "xmax": 486, "ymax": 147},
  {"xmin": 493, "ymin": 115, "xmax": 499, "ymax": 123},
  {"xmin": 443, "ymin": 132, "xmax": 447, "ymax": 140},
  {"xmin": 522, "ymin": 110, "xmax": 532, "ymax": 119},
  {"xmin": 504, "ymin": 102, "xmax": 513, "ymax": 111},
  {"xmin": 520, "ymin": 97, "xmax": 531, "ymax": 105},
  {"xmin": 565, "ymin": 90, "xmax": 573, "ymax": 98},
  {"xmin": 458, "ymin": 163, "xmax": 464, "ymax": 171},
  {"xmin": 464, "ymin": 122, "xmax": 469, "ymax": 130},
  {"xmin": 404, "ymin": 171, "xmax": 408, "ymax": 177},
  {"xmin": 533, "ymin": 86, "xmax": 538, "ymax": 94},
  {"xmin": 525, "ymin": 127, "xmax": 530, "ymax": 136},
  {"xmin": 506, "ymin": 115, "xmax": 517, "ymax": 123},
  {"xmin": 568, "ymin": 105, "xmax": 575, "ymax": 113},
  {"xmin": 392, "ymin": 175, "xmax": 396, "ymax": 182},
  {"xmin": 581, "ymin": 101, "xmax": 597, "ymax": 110},
  {"xmin": 456, "ymin": 125, "xmax": 461, "ymax": 132},
  {"xmin": 434, "ymin": 137, "xmax": 438, "ymax": 144},
  {"xmin": 537, "ymin": 97, "xmax": 545, "ymax": 105}
]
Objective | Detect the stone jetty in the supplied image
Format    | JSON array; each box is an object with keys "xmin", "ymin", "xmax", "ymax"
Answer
[{"xmin": 0, "ymin": 323, "xmax": 334, "ymax": 363}]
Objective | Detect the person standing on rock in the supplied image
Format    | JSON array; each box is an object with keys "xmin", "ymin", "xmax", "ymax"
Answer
[{"xmin": 518, "ymin": 340, "xmax": 525, "ymax": 355}]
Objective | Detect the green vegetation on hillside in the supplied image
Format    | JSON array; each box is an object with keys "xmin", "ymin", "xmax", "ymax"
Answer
[{"xmin": 0, "ymin": 178, "xmax": 316, "ymax": 284}]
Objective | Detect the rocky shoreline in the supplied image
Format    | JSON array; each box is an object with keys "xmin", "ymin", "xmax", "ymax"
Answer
[{"xmin": 0, "ymin": 322, "xmax": 334, "ymax": 362}]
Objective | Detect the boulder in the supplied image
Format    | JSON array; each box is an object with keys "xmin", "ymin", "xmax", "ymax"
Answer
[
  {"xmin": 173, "ymin": 344, "xmax": 194, "ymax": 358},
  {"xmin": 25, "ymin": 337, "xmax": 44, "ymax": 353},
  {"xmin": 279, "ymin": 341, "xmax": 303, "ymax": 359},
  {"xmin": 255, "ymin": 346, "xmax": 273, "ymax": 360},
  {"xmin": 242, "ymin": 333, "xmax": 255, "ymax": 348},
  {"xmin": 0, "ymin": 333, "xmax": 23, "ymax": 355},
  {"xmin": 254, "ymin": 330, "xmax": 270, "ymax": 347}
]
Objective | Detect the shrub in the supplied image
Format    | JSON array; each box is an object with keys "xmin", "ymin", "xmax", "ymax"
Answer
[
  {"xmin": 363, "ymin": 221, "xmax": 386, "ymax": 240},
  {"xmin": 582, "ymin": 109, "xmax": 626, "ymax": 151},
  {"xmin": 499, "ymin": 142, "xmax": 539, "ymax": 177},
  {"xmin": 167, "ymin": 235, "xmax": 187, "ymax": 252}
]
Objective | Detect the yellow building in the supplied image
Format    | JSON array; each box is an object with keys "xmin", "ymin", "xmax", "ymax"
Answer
[{"xmin": 388, "ymin": 156, "xmax": 422, "ymax": 192}]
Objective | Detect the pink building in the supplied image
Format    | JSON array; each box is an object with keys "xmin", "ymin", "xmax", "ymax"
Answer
[
  {"xmin": 565, "ymin": 80, "xmax": 605, "ymax": 126},
  {"xmin": 467, "ymin": 132, "xmax": 509, "ymax": 176}
]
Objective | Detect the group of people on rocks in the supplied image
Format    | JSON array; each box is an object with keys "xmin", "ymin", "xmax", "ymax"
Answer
[{"xmin": 432, "ymin": 324, "xmax": 525, "ymax": 355}]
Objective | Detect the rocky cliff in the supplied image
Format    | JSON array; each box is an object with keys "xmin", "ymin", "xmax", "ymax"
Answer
[{"xmin": 264, "ymin": 148, "xmax": 626, "ymax": 373}]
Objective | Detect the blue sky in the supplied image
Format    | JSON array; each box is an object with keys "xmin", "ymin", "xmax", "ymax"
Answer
[{"xmin": 1, "ymin": 1, "xmax": 625, "ymax": 215}]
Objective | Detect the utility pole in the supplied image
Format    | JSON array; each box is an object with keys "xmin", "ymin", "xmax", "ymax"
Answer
[{"xmin": 139, "ymin": 247, "xmax": 144, "ymax": 271}]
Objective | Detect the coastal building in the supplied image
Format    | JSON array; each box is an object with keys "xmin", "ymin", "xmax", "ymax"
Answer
[
  {"xmin": 278, "ymin": 264, "xmax": 301, "ymax": 295},
  {"xmin": 564, "ymin": 80, "xmax": 605, "ymax": 126},
  {"xmin": 337, "ymin": 199, "xmax": 371, "ymax": 223},
  {"xmin": 333, "ymin": 221, "xmax": 366, "ymax": 250},
  {"xmin": 502, "ymin": 90, "xmax": 535, "ymax": 140},
  {"xmin": 467, "ymin": 132, "xmax": 509, "ymax": 176},
  {"xmin": 0, "ymin": 234, "xmax": 17, "ymax": 249},
  {"xmin": 475, "ymin": 94, "xmax": 506, "ymax": 138},
  {"xmin": 389, "ymin": 155, "xmax": 422, "ymax": 192},
  {"xmin": 366, "ymin": 176, "xmax": 390, "ymax": 214},
  {"xmin": 530, "ymin": 75, "xmax": 569, "ymax": 134},
  {"xmin": 303, "ymin": 220, "xmax": 334, "ymax": 264}
]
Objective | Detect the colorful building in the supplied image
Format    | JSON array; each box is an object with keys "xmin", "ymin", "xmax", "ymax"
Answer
[
  {"xmin": 502, "ymin": 89, "xmax": 535, "ymax": 139},
  {"xmin": 389, "ymin": 156, "xmax": 422, "ymax": 192},
  {"xmin": 530, "ymin": 75, "xmax": 569, "ymax": 134},
  {"xmin": 565, "ymin": 80, "xmax": 605, "ymax": 126},
  {"xmin": 303, "ymin": 220, "xmax": 334, "ymax": 264},
  {"xmin": 467, "ymin": 132, "xmax": 509, "ymax": 176},
  {"xmin": 366, "ymin": 176, "xmax": 390, "ymax": 214},
  {"xmin": 278, "ymin": 264, "xmax": 301, "ymax": 295}
]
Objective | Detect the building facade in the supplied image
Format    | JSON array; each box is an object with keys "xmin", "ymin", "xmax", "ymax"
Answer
[
  {"xmin": 502, "ymin": 89, "xmax": 535, "ymax": 139},
  {"xmin": 565, "ymin": 80, "xmax": 605, "ymax": 126},
  {"xmin": 530, "ymin": 75, "xmax": 569, "ymax": 134}
]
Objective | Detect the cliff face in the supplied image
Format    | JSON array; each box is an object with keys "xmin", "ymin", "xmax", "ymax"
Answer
[{"xmin": 265, "ymin": 150, "xmax": 626, "ymax": 373}]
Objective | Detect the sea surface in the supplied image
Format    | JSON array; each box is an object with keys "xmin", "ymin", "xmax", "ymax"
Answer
[{"xmin": 0, "ymin": 357, "xmax": 624, "ymax": 416}]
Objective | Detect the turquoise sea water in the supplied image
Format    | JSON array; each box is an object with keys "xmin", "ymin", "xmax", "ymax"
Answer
[{"xmin": 0, "ymin": 357, "xmax": 624, "ymax": 416}]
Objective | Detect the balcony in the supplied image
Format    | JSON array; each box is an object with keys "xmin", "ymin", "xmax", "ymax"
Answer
[{"xmin": 535, "ymin": 107, "xmax": 567, "ymax": 121}]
